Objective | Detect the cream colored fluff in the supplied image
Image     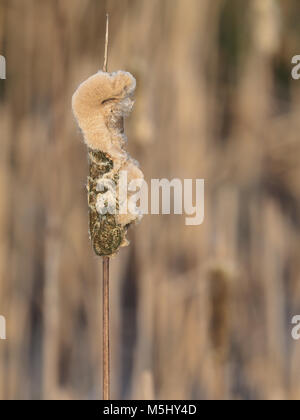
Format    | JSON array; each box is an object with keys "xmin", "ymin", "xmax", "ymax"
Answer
[{"xmin": 72, "ymin": 70, "xmax": 144, "ymax": 227}]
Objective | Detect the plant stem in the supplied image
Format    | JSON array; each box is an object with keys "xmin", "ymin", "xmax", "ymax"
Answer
[
  {"xmin": 102, "ymin": 256, "xmax": 110, "ymax": 400},
  {"xmin": 102, "ymin": 12, "xmax": 110, "ymax": 401},
  {"xmin": 103, "ymin": 14, "xmax": 109, "ymax": 73}
]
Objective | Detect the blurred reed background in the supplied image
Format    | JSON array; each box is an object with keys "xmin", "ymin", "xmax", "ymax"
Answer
[{"xmin": 0, "ymin": 0, "xmax": 300, "ymax": 400}]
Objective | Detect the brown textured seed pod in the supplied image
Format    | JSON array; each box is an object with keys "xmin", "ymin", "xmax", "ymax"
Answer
[{"xmin": 72, "ymin": 71, "xmax": 144, "ymax": 256}]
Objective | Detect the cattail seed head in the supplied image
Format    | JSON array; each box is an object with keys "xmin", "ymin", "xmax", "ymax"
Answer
[{"xmin": 72, "ymin": 70, "xmax": 144, "ymax": 256}]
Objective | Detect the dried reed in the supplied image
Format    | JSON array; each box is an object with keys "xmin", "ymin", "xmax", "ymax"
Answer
[{"xmin": 102, "ymin": 16, "xmax": 110, "ymax": 401}]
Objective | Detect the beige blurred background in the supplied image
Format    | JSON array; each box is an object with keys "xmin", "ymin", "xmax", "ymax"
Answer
[{"xmin": 1, "ymin": 0, "xmax": 300, "ymax": 400}]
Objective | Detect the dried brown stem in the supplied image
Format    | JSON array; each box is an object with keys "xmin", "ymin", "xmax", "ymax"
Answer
[
  {"xmin": 102, "ymin": 256, "xmax": 110, "ymax": 400},
  {"xmin": 102, "ymin": 13, "xmax": 110, "ymax": 401},
  {"xmin": 103, "ymin": 14, "xmax": 109, "ymax": 73}
]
